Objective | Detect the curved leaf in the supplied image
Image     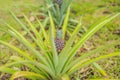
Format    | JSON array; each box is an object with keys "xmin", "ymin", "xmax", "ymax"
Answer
[
  {"xmin": 0, "ymin": 40, "xmax": 32, "ymax": 60},
  {"xmin": 0, "ymin": 67, "xmax": 17, "ymax": 74},
  {"xmin": 49, "ymin": 11, "xmax": 58, "ymax": 70},
  {"xmin": 62, "ymin": 6, "xmax": 70, "ymax": 39},
  {"xmin": 10, "ymin": 71, "xmax": 46, "ymax": 80},
  {"xmin": 68, "ymin": 52, "xmax": 120, "ymax": 74}
]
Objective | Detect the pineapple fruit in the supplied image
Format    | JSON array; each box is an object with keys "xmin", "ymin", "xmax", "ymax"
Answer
[
  {"xmin": 55, "ymin": 38, "xmax": 65, "ymax": 53},
  {"xmin": 55, "ymin": 29, "xmax": 65, "ymax": 53}
]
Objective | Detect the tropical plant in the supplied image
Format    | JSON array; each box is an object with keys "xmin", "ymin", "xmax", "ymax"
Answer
[
  {"xmin": 46, "ymin": 0, "xmax": 120, "ymax": 76},
  {"xmin": 44, "ymin": 0, "xmax": 73, "ymax": 52},
  {"xmin": 0, "ymin": 9, "xmax": 120, "ymax": 80}
]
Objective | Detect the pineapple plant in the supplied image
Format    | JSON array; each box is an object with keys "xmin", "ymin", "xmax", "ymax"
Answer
[
  {"xmin": 53, "ymin": 0, "xmax": 65, "ymax": 52},
  {"xmin": 45, "ymin": 0, "xmax": 71, "ymax": 52},
  {"xmin": 0, "ymin": 11, "xmax": 119, "ymax": 80},
  {"xmin": 0, "ymin": 0, "xmax": 120, "ymax": 80}
]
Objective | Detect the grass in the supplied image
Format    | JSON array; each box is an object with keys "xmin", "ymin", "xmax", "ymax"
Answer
[{"xmin": 0, "ymin": 0, "xmax": 120, "ymax": 79}]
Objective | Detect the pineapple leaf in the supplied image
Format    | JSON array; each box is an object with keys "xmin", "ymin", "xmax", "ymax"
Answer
[
  {"xmin": 0, "ymin": 40, "xmax": 32, "ymax": 60},
  {"xmin": 68, "ymin": 52, "xmax": 120, "ymax": 74},
  {"xmin": 0, "ymin": 67, "xmax": 17, "ymax": 74},
  {"xmin": 23, "ymin": 14, "xmax": 45, "ymax": 51},
  {"xmin": 62, "ymin": 6, "xmax": 70, "ymax": 39},
  {"xmin": 49, "ymin": 11, "xmax": 58, "ymax": 71},
  {"xmin": 10, "ymin": 71, "xmax": 46, "ymax": 80}
]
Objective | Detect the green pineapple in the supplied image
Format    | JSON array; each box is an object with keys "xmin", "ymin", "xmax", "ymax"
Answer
[{"xmin": 52, "ymin": 0, "xmax": 71, "ymax": 53}]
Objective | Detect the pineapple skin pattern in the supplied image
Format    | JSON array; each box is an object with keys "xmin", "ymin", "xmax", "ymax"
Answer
[{"xmin": 55, "ymin": 38, "xmax": 65, "ymax": 53}]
